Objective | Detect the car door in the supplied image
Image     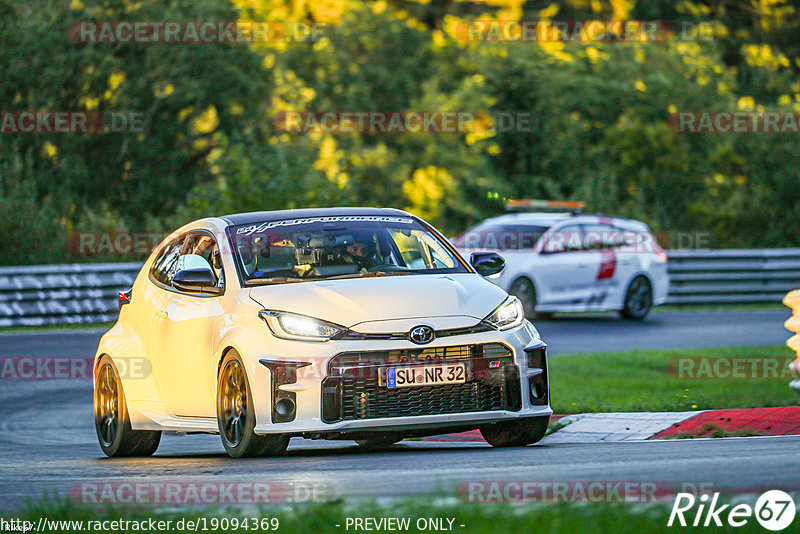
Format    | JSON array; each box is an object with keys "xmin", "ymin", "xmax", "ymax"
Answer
[
  {"xmin": 581, "ymin": 223, "xmax": 626, "ymax": 308},
  {"xmin": 536, "ymin": 224, "xmax": 602, "ymax": 308},
  {"xmin": 149, "ymin": 232, "xmax": 224, "ymax": 418}
]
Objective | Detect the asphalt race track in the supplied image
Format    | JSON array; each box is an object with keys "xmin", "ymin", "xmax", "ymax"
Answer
[{"xmin": 0, "ymin": 309, "xmax": 796, "ymax": 512}]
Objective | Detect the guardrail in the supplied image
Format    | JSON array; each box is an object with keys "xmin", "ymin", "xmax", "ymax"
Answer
[
  {"xmin": 2, "ymin": 248, "xmax": 800, "ymax": 327},
  {"xmin": 783, "ymin": 290, "xmax": 800, "ymax": 392},
  {"xmin": 666, "ymin": 249, "xmax": 800, "ymax": 305},
  {"xmin": 0, "ymin": 263, "xmax": 141, "ymax": 327}
]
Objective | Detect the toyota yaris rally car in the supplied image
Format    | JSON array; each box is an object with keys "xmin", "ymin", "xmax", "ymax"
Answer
[
  {"xmin": 452, "ymin": 208, "xmax": 669, "ymax": 319},
  {"xmin": 93, "ymin": 208, "xmax": 551, "ymax": 458}
]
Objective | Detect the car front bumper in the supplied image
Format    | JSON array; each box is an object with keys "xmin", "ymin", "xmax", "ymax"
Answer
[{"xmin": 246, "ymin": 321, "xmax": 552, "ymax": 436}]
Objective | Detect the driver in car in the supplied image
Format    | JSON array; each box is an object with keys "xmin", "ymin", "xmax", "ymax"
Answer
[{"xmin": 344, "ymin": 236, "xmax": 378, "ymax": 271}]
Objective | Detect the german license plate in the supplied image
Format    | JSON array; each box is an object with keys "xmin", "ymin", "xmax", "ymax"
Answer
[{"xmin": 383, "ymin": 363, "xmax": 466, "ymax": 388}]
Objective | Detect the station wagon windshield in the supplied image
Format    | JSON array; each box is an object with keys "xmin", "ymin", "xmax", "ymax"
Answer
[{"xmin": 229, "ymin": 216, "xmax": 468, "ymax": 284}]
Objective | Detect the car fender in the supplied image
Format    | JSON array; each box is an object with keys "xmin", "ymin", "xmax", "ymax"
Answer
[
  {"xmin": 93, "ymin": 318, "xmax": 161, "ymax": 405},
  {"xmin": 215, "ymin": 316, "xmax": 274, "ymax": 428}
]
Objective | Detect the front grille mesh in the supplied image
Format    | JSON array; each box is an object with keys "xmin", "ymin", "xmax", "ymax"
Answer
[{"xmin": 322, "ymin": 343, "xmax": 520, "ymax": 422}]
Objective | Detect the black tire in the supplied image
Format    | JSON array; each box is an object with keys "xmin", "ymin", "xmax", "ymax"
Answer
[
  {"xmin": 620, "ymin": 275, "xmax": 653, "ymax": 320},
  {"xmin": 480, "ymin": 416, "xmax": 550, "ymax": 447},
  {"xmin": 354, "ymin": 435, "xmax": 403, "ymax": 448},
  {"xmin": 217, "ymin": 351, "xmax": 289, "ymax": 458},
  {"xmin": 509, "ymin": 278, "xmax": 553, "ymax": 320},
  {"xmin": 509, "ymin": 277, "xmax": 537, "ymax": 318},
  {"xmin": 94, "ymin": 355, "xmax": 161, "ymax": 457}
]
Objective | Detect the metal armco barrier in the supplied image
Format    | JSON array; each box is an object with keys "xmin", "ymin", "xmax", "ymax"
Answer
[
  {"xmin": 2, "ymin": 248, "xmax": 800, "ymax": 327},
  {"xmin": 783, "ymin": 290, "xmax": 800, "ymax": 392},
  {"xmin": 0, "ymin": 263, "xmax": 141, "ymax": 327},
  {"xmin": 666, "ymin": 249, "xmax": 800, "ymax": 305}
]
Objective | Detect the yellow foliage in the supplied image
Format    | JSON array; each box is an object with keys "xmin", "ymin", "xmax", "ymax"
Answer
[
  {"xmin": 80, "ymin": 96, "xmax": 100, "ymax": 110},
  {"xmin": 191, "ymin": 107, "xmax": 219, "ymax": 135},
  {"xmin": 743, "ymin": 44, "xmax": 790, "ymax": 70},
  {"xmin": 108, "ymin": 72, "xmax": 125, "ymax": 91},
  {"xmin": 737, "ymin": 96, "xmax": 755, "ymax": 110},
  {"xmin": 42, "ymin": 142, "xmax": 57, "ymax": 159},
  {"xmin": 154, "ymin": 83, "xmax": 174, "ymax": 98},
  {"xmin": 314, "ymin": 137, "xmax": 348, "ymax": 189},
  {"xmin": 403, "ymin": 166, "xmax": 455, "ymax": 221}
]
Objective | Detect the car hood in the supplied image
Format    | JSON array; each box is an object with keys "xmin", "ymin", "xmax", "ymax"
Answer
[{"xmin": 247, "ymin": 273, "xmax": 508, "ymax": 328}]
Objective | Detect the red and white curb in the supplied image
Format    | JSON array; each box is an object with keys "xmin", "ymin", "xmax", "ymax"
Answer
[
  {"xmin": 652, "ymin": 406, "xmax": 800, "ymax": 439},
  {"xmin": 421, "ymin": 407, "xmax": 800, "ymax": 443}
]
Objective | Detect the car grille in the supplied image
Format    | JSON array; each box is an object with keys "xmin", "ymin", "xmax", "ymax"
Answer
[
  {"xmin": 321, "ymin": 343, "xmax": 521, "ymax": 423},
  {"xmin": 336, "ymin": 322, "xmax": 493, "ymax": 341}
]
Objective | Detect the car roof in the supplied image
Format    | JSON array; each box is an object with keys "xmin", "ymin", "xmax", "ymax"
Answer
[
  {"xmin": 476, "ymin": 212, "xmax": 649, "ymax": 230},
  {"xmin": 478, "ymin": 212, "xmax": 575, "ymax": 226},
  {"xmin": 219, "ymin": 207, "xmax": 412, "ymax": 226}
]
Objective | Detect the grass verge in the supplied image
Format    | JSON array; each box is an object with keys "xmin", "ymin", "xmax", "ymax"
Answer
[{"xmin": 549, "ymin": 345, "xmax": 799, "ymax": 413}]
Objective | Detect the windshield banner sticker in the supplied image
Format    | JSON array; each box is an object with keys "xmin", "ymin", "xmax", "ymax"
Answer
[{"xmin": 236, "ymin": 216, "xmax": 414, "ymax": 236}]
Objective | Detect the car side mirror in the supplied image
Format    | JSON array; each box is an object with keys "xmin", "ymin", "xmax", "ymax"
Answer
[
  {"xmin": 173, "ymin": 268, "xmax": 221, "ymax": 295},
  {"xmin": 470, "ymin": 252, "xmax": 505, "ymax": 277}
]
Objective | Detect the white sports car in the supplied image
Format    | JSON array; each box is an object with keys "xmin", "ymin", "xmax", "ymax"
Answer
[
  {"xmin": 93, "ymin": 208, "xmax": 551, "ymax": 458},
  {"xmin": 452, "ymin": 210, "xmax": 670, "ymax": 319}
]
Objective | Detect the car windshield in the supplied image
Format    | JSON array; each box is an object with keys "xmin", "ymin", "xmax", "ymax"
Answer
[{"xmin": 229, "ymin": 215, "xmax": 469, "ymax": 284}]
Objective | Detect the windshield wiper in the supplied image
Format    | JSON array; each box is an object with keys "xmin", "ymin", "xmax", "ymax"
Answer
[
  {"xmin": 324, "ymin": 271, "xmax": 416, "ymax": 280},
  {"xmin": 248, "ymin": 276, "xmax": 307, "ymax": 286}
]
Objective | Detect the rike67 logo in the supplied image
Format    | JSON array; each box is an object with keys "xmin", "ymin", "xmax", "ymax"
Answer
[{"xmin": 668, "ymin": 490, "xmax": 796, "ymax": 531}]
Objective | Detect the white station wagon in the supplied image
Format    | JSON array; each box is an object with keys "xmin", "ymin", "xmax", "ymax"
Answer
[
  {"xmin": 94, "ymin": 208, "xmax": 551, "ymax": 458},
  {"xmin": 452, "ymin": 207, "xmax": 670, "ymax": 319}
]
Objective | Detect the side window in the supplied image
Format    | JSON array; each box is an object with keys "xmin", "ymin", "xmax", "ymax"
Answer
[
  {"xmin": 388, "ymin": 229, "xmax": 456, "ymax": 269},
  {"xmin": 583, "ymin": 224, "xmax": 625, "ymax": 250},
  {"xmin": 542, "ymin": 224, "xmax": 585, "ymax": 254},
  {"xmin": 178, "ymin": 233, "xmax": 224, "ymax": 286},
  {"xmin": 151, "ymin": 237, "xmax": 185, "ymax": 286}
]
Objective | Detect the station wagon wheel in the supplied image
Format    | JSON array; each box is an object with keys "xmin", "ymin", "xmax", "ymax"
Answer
[
  {"xmin": 93, "ymin": 355, "xmax": 161, "ymax": 457},
  {"xmin": 509, "ymin": 278, "xmax": 536, "ymax": 318},
  {"xmin": 217, "ymin": 351, "xmax": 289, "ymax": 458},
  {"xmin": 621, "ymin": 275, "xmax": 653, "ymax": 320},
  {"xmin": 509, "ymin": 278, "xmax": 552, "ymax": 319}
]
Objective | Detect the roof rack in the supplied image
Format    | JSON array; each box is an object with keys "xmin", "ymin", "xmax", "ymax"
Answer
[{"xmin": 505, "ymin": 199, "xmax": 585, "ymax": 215}]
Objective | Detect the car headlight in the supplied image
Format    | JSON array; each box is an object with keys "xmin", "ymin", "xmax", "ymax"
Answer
[
  {"xmin": 484, "ymin": 297, "xmax": 525, "ymax": 330},
  {"xmin": 259, "ymin": 310, "xmax": 345, "ymax": 342}
]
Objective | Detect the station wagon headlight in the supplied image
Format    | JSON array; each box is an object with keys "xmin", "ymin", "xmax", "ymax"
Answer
[
  {"xmin": 259, "ymin": 310, "xmax": 345, "ymax": 341},
  {"xmin": 484, "ymin": 297, "xmax": 525, "ymax": 331}
]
